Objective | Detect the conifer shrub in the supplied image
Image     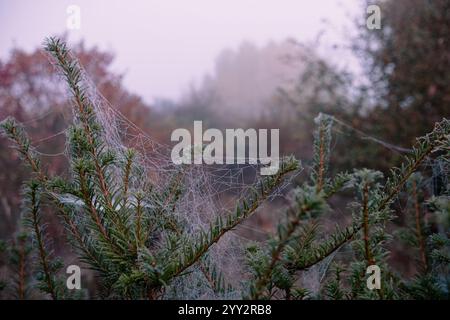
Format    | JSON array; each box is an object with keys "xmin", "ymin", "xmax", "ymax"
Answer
[{"xmin": 0, "ymin": 38, "xmax": 448, "ymax": 299}]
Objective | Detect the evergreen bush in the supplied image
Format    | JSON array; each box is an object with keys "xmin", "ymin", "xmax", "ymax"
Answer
[{"xmin": 0, "ymin": 38, "xmax": 448, "ymax": 299}]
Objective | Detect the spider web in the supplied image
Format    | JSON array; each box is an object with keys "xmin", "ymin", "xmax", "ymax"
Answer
[
  {"xmin": 23, "ymin": 48, "xmax": 448, "ymax": 299},
  {"xmin": 22, "ymin": 50, "xmax": 297, "ymax": 299}
]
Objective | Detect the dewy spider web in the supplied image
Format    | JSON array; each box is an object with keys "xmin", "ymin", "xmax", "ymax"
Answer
[
  {"xmin": 29, "ymin": 48, "xmax": 296, "ymax": 299},
  {"xmin": 25, "ymin": 47, "xmax": 447, "ymax": 299}
]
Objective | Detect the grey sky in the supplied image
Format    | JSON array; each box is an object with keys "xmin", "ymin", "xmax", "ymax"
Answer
[{"xmin": 0, "ymin": 0, "xmax": 362, "ymax": 104}]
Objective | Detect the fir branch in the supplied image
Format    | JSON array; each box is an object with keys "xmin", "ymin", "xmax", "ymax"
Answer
[
  {"xmin": 0, "ymin": 117, "xmax": 45, "ymax": 181},
  {"xmin": 324, "ymin": 172, "xmax": 352, "ymax": 198},
  {"xmin": 312, "ymin": 113, "xmax": 333, "ymax": 193},
  {"xmin": 381, "ymin": 118, "xmax": 450, "ymax": 210},
  {"xmin": 23, "ymin": 181, "xmax": 59, "ymax": 300},
  {"xmin": 7, "ymin": 232, "xmax": 33, "ymax": 300},
  {"xmin": 294, "ymin": 225, "xmax": 356, "ymax": 270},
  {"xmin": 249, "ymin": 186, "xmax": 326, "ymax": 299},
  {"xmin": 122, "ymin": 148, "xmax": 135, "ymax": 208},
  {"xmin": 45, "ymin": 37, "xmax": 115, "ymax": 214},
  {"xmin": 325, "ymin": 263, "xmax": 347, "ymax": 300},
  {"xmin": 134, "ymin": 192, "xmax": 145, "ymax": 249},
  {"xmin": 411, "ymin": 178, "xmax": 428, "ymax": 270},
  {"xmin": 362, "ymin": 182, "xmax": 374, "ymax": 265},
  {"xmin": 164, "ymin": 157, "xmax": 300, "ymax": 281},
  {"xmin": 300, "ymin": 118, "xmax": 450, "ymax": 272},
  {"xmin": 198, "ymin": 255, "xmax": 233, "ymax": 295}
]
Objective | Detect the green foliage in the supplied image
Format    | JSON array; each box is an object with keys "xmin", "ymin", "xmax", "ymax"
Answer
[
  {"xmin": 22, "ymin": 180, "xmax": 67, "ymax": 300},
  {"xmin": 0, "ymin": 38, "xmax": 299, "ymax": 299},
  {"xmin": 245, "ymin": 114, "xmax": 449, "ymax": 300},
  {"xmin": 311, "ymin": 113, "xmax": 333, "ymax": 193},
  {"xmin": 4, "ymin": 232, "xmax": 34, "ymax": 299},
  {"xmin": 357, "ymin": 0, "xmax": 450, "ymax": 146},
  {"xmin": 397, "ymin": 172, "xmax": 450, "ymax": 299},
  {"xmin": 0, "ymin": 38, "xmax": 448, "ymax": 300},
  {"xmin": 325, "ymin": 263, "xmax": 346, "ymax": 300}
]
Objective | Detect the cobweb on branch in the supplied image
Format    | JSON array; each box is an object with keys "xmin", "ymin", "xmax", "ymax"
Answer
[
  {"xmin": 26, "ymin": 48, "xmax": 447, "ymax": 299},
  {"xmin": 28, "ymin": 49, "xmax": 297, "ymax": 299}
]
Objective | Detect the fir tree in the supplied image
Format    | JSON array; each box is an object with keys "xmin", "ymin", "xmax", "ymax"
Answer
[
  {"xmin": 0, "ymin": 38, "xmax": 299, "ymax": 299},
  {"xmin": 0, "ymin": 38, "xmax": 449, "ymax": 300}
]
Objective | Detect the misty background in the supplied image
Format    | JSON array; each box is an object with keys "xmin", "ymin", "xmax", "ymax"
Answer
[
  {"xmin": 0, "ymin": 0, "xmax": 449, "ymax": 298},
  {"xmin": 0, "ymin": 0, "xmax": 362, "ymax": 103}
]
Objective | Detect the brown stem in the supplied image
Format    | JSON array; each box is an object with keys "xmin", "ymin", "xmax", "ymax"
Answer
[
  {"xmin": 362, "ymin": 183, "xmax": 374, "ymax": 265},
  {"xmin": 30, "ymin": 188, "xmax": 57, "ymax": 300},
  {"xmin": 17, "ymin": 237, "xmax": 26, "ymax": 300},
  {"xmin": 122, "ymin": 154, "xmax": 133, "ymax": 208},
  {"xmin": 74, "ymin": 94, "xmax": 112, "ymax": 209},
  {"xmin": 78, "ymin": 169, "xmax": 110, "ymax": 241},
  {"xmin": 135, "ymin": 197, "xmax": 143, "ymax": 249},
  {"xmin": 316, "ymin": 126, "xmax": 326, "ymax": 193},
  {"xmin": 411, "ymin": 180, "xmax": 428, "ymax": 270}
]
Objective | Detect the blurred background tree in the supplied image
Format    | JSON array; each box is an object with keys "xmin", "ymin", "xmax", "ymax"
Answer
[
  {"xmin": 276, "ymin": 0, "xmax": 450, "ymax": 172},
  {"xmin": 0, "ymin": 38, "xmax": 154, "ymax": 245},
  {"xmin": 346, "ymin": 0, "xmax": 449, "ymax": 170}
]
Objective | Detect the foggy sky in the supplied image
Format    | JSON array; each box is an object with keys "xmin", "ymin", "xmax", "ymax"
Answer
[{"xmin": 0, "ymin": 0, "xmax": 362, "ymax": 104}]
